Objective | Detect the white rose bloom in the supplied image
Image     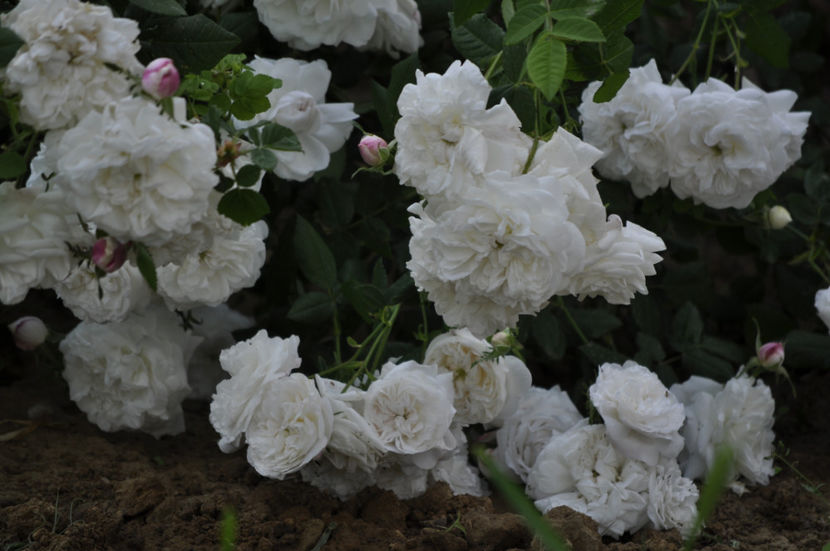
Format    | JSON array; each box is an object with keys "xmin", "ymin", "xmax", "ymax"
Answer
[
  {"xmin": 59, "ymin": 304, "xmax": 200, "ymax": 437},
  {"xmin": 363, "ymin": 0, "xmax": 422, "ymax": 57},
  {"xmin": 578, "ymin": 60, "xmax": 689, "ymax": 197},
  {"xmin": 54, "ymin": 262, "xmax": 152, "ymax": 323},
  {"xmin": 424, "ymin": 328, "xmax": 532, "ymax": 425},
  {"xmin": 245, "ymin": 373, "xmax": 334, "ymax": 479},
  {"xmin": 363, "ymin": 360, "xmax": 457, "ymax": 455},
  {"xmin": 56, "ymin": 97, "xmax": 218, "ymax": 247},
  {"xmin": 430, "ymin": 447, "xmax": 489, "ymax": 497},
  {"xmin": 0, "ymin": 182, "xmax": 74, "ymax": 304},
  {"xmin": 670, "ymin": 375, "xmax": 723, "ymax": 481},
  {"xmin": 375, "ymin": 453, "xmax": 431, "ymax": 499},
  {"xmin": 157, "ymin": 221, "xmax": 268, "ymax": 310},
  {"xmin": 668, "ymin": 78, "xmax": 809, "ymax": 209},
  {"xmin": 647, "ymin": 461, "xmax": 699, "ymax": 536},
  {"xmin": 235, "ymin": 57, "xmax": 357, "ymax": 182},
  {"xmin": 494, "ymin": 386, "xmax": 585, "ymax": 482},
  {"xmin": 815, "ymin": 287, "xmax": 830, "ymax": 332},
  {"xmin": 714, "ymin": 376, "xmax": 776, "ymax": 486},
  {"xmin": 394, "ymin": 60, "xmax": 531, "ymax": 200},
  {"xmin": 564, "ymin": 215, "xmax": 665, "ymax": 305},
  {"xmin": 407, "ymin": 171, "xmax": 585, "ymax": 337},
  {"xmin": 187, "ymin": 305, "xmax": 255, "ymax": 400},
  {"xmin": 210, "ymin": 331, "xmax": 301, "ymax": 452},
  {"xmin": 528, "ymin": 424, "xmax": 651, "ymax": 538},
  {"xmin": 0, "ymin": 0, "xmax": 142, "ymax": 130},
  {"xmin": 300, "ymin": 455, "xmax": 377, "ymax": 500},
  {"xmin": 589, "ymin": 361, "xmax": 685, "ymax": 466},
  {"xmin": 253, "ymin": 0, "xmax": 381, "ymax": 50}
]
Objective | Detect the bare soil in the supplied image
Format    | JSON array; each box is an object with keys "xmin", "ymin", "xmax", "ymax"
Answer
[{"xmin": 1, "ymin": 363, "xmax": 828, "ymax": 551}]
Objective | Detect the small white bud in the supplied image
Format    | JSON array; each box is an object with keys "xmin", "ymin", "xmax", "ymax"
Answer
[
  {"xmin": 8, "ymin": 316, "xmax": 48, "ymax": 351},
  {"xmin": 767, "ymin": 206, "xmax": 792, "ymax": 230}
]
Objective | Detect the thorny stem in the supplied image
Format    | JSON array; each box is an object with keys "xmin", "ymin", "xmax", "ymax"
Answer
[
  {"xmin": 786, "ymin": 225, "xmax": 830, "ymax": 285},
  {"xmin": 671, "ymin": 0, "xmax": 714, "ymax": 85},
  {"xmin": 557, "ymin": 297, "xmax": 589, "ymax": 345},
  {"xmin": 720, "ymin": 18, "xmax": 744, "ymax": 88}
]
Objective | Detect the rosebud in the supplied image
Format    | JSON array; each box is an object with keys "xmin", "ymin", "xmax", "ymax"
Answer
[
  {"xmin": 757, "ymin": 341, "xmax": 785, "ymax": 368},
  {"xmin": 142, "ymin": 58, "xmax": 180, "ymax": 99},
  {"xmin": 358, "ymin": 134, "xmax": 388, "ymax": 166},
  {"xmin": 217, "ymin": 139, "xmax": 243, "ymax": 168},
  {"xmin": 767, "ymin": 205, "xmax": 792, "ymax": 230},
  {"xmin": 91, "ymin": 237, "xmax": 128, "ymax": 273},
  {"xmin": 8, "ymin": 316, "xmax": 48, "ymax": 351},
  {"xmin": 491, "ymin": 330, "xmax": 510, "ymax": 346}
]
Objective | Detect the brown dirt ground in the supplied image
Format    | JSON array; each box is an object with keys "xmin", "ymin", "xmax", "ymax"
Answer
[{"xmin": 1, "ymin": 361, "xmax": 828, "ymax": 551}]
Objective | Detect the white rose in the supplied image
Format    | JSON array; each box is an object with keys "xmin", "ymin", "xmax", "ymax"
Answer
[
  {"xmin": 209, "ymin": 331, "xmax": 301, "ymax": 452},
  {"xmin": 0, "ymin": 0, "xmax": 142, "ymax": 130},
  {"xmin": 670, "ymin": 375, "xmax": 723, "ymax": 481},
  {"xmin": 245, "ymin": 373, "xmax": 334, "ymax": 479},
  {"xmin": 430, "ymin": 448, "xmax": 489, "ymax": 497},
  {"xmin": 363, "ymin": 360, "xmax": 457, "ymax": 455},
  {"xmin": 235, "ymin": 57, "xmax": 357, "ymax": 182},
  {"xmin": 528, "ymin": 424, "xmax": 651, "ymax": 538},
  {"xmin": 59, "ymin": 304, "xmax": 200, "ymax": 437},
  {"xmin": 578, "ymin": 60, "xmax": 689, "ymax": 197},
  {"xmin": 157, "ymin": 221, "xmax": 268, "ymax": 310},
  {"xmin": 300, "ymin": 455, "xmax": 377, "ymax": 500},
  {"xmin": 494, "ymin": 386, "xmax": 585, "ymax": 482},
  {"xmin": 668, "ymin": 78, "xmax": 809, "ymax": 209},
  {"xmin": 589, "ymin": 361, "xmax": 685, "ymax": 466},
  {"xmin": 424, "ymin": 328, "xmax": 532, "ymax": 425},
  {"xmin": 564, "ymin": 215, "xmax": 665, "ymax": 305},
  {"xmin": 647, "ymin": 461, "xmax": 699, "ymax": 536},
  {"xmin": 54, "ymin": 262, "xmax": 152, "ymax": 323},
  {"xmin": 375, "ymin": 453, "xmax": 431, "ymax": 499},
  {"xmin": 363, "ymin": 0, "xmax": 422, "ymax": 57},
  {"xmin": 815, "ymin": 287, "xmax": 830, "ymax": 332},
  {"xmin": 253, "ymin": 0, "xmax": 380, "ymax": 50},
  {"xmin": 407, "ymin": 170, "xmax": 586, "ymax": 337},
  {"xmin": 394, "ymin": 60, "xmax": 531, "ymax": 200}
]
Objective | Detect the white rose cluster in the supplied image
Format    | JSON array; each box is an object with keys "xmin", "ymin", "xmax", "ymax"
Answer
[
  {"xmin": 253, "ymin": 0, "xmax": 422, "ymax": 56},
  {"xmin": 579, "ymin": 60, "xmax": 810, "ymax": 209},
  {"xmin": 397, "ymin": 61, "xmax": 665, "ymax": 337},
  {"xmin": 814, "ymin": 287, "xmax": 830, "ymax": 333}
]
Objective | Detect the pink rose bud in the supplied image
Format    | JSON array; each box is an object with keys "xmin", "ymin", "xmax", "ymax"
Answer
[
  {"xmin": 358, "ymin": 134, "xmax": 388, "ymax": 166},
  {"xmin": 92, "ymin": 237, "xmax": 128, "ymax": 273},
  {"xmin": 142, "ymin": 58, "xmax": 180, "ymax": 99},
  {"xmin": 758, "ymin": 341, "xmax": 785, "ymax": 368},
  {"xmin": 8, "ymin": 316, "xmax": 48, "ymax": 351}
]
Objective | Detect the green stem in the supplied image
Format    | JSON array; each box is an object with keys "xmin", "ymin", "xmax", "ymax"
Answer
[
  {"xmin": 418, "ymin": 292, "xmax": 430, "ymax": 360},
  {"xmin": 705, "ymin": 15, "xmax": 719, "ymax": 80},
  {"xmin": 558, "ymin": 87, "xmax": 578, "ymax": 133},
  {"xmin": 557, "ymin": 297, "xmax": 589, "ymax": 345},
  {"xmin": 330, "ymin": 290, "xmax": 342, "ymax": 364},
  {"xmin": 521, "ymin": 88, "xmax": 542, "ymax": 174},
  {"xmin": 483, "ymin": 51, "xmax": 503, "ymax": 81},
  {"xmin": 720, "ymin": 19, "xmax": 743, "ymax": 88},
  {"xmin": 671, "ymin": 0, "xmax": 714, "ymax": 85}
]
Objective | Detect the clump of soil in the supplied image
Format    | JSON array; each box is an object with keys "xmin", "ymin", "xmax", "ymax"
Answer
[{"xmin": 1, "ymin": 367, "xmax": 828, "ymax": 551}]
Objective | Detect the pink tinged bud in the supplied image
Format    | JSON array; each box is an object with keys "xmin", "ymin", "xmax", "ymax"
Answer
[
  {"xmin": 758, "ymin": 341, "xmax": 785, "ymax": 368},
  {"xmin": 8, "ymin": 316, "xmax": 48, "ymax": 351},
  {"xmin": 358, "ymin": 135, "xmax": 388, "ymax": 166},
  {"xmin": 92, "ymin": 237, "xmax": 128, "ymax": 273},
  {"xmin": 142, "ymin": 58, "xmax": 180, "ymax": 99}
]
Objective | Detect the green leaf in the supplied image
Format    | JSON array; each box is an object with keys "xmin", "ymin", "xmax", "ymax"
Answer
[
  {"xmin": 531, "ymin": 310, "xmax": 567, "ymax": 360},
  {"xmin": 260, "ymin": 123, "xmax": 301, "ymax": 151},
  {"xmin": 342, "ymin": 281, "xmax": 386, "ymax": 323},
  {"xmin": 129, "ymin": 0, "xmax": 186, "ymax": 16},
  {"xmin": 371, "ymin": 259, "xmax": 388, "ymax": 289},
  {"xmin": 526, "ymin": 32, "xmax": 567, "ymax": 100},
  {"xmin": 591, "ymin": 70, "xmax": 629, "ymax": 102},
  {"xmin": 548, "ymin": 0, "xmax": 606, "ymax": 18},
  {"xmin": 286, "ymin": 292, "xmax": 333, "ymax": 324},
  {"xmin": 217, "ymin": 189, "xmax": 270, "ymax": 226},
  {"xmin": 569, "ymin": 309, "xmax": 622, "ymax": 339},
  {"xmin": 501, "ymin": 0, "xmax": 516, "ymax": 26},
  {"xmin": 631, "ymin": 294, "xmax": 661, "ymax": 336},
  {"xmin": 551, "ymin": 17, "xmax": 605, "ymax": 42},
  {"xmin": 388, "ymin": 53, "xmax": 419, "ymax": 103},
  {"xmin": 134, "ymin": 243, "xmax": 158, "ymax": 292},
  {"xmin": 230, "ymin": 96, "xmax": 270, "ymax": 120},
  {"xmin": 592, "ymin": 0, "xmax": 643, "ymax": 34},
  {"xmin": 701, "ymin": 336, "xmax": 746, "ymax": 364},
  {"xmin": 249, "ymin": 148, "xmax": 277, "ymax": 171},
  {"xmin": 0, "ymin": 151, "xmax": 26, "ymax": 179},
  {"xmin": 504, "ymin": 4, "xmax": 547, "ymax": 45},
  {"xmin": 450, "ymin": 13, "xmax": 505, "ymax": 67},
  {"xmin": 672, "ymin": 302, "xmax": 704, "ymax": 348},
  {"xmin": 294, "ymin": 215, "xmax": 337, "ymax": 290},
  {"xmin": 0, "ymin": 26, "xmax": 24, "ymax": 68},
  {"xmin": 231, "ymin": 72, "xmax": 279, "ymax": 98},
  {"xmin": 453, "ymin": 0, "xmax": 493, "ymax": 25},
  {"xmin": 784, "ymin": 330, "xmax": 830, "ymax": 370},
  {"xmin": 140, "ymin": 14, "xmax": 240, "ymax": 73},
  {"xmin": 602, "ymin": 28, "xmax": 634, "ymax": 73},
  {"xmin": 634, "ymin": 332, "xmax": 666, "ymax": 365},
  {"xmin": 744, "ymin": 11, "xmax": 791, "ymax": 68},
  {"xmin": 682, "ymin": 348, "xmax": 734, "ymax": 381},
  {"xmin": 580, "ymin": 342, "xmax": 628, "ymax": 366},
  {"xmin": 235, "ymin": 165, "xmax": 261, "ymax": 188}
]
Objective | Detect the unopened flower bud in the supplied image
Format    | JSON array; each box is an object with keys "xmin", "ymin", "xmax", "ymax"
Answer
[
  {"xmin": 767, "ymin": 205, "xmax": 792, "ymax": 230},
  {"xmin": 142, "ymin": 58, "xmax": 180, "ymax": 99},
  {"xmin": 92, "ymin": 237, "xmax": 128, "ymax": 273},
  {"xmin": 757, "ymin": 341, "xmax": 785, "ymax": 368},
  {"xmin": 358, "ymin": 134, "xmax": 388, "ymax": 166},
  {"xmin": 491, "ymin": 330, "xmax": 510, "ymax": 346},
  {"xmin": 217, "ymin": 139, "xmax": 243, "ymax": 168},
  {"xmin": 8, "ymin": 316, "xmax": 48, "ymax": 351}
]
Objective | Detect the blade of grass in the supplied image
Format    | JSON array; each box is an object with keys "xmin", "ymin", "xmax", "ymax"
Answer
[
  {"xmin": 473, "ymin": 446, "xmax": 570, "ymax": 551},
  {"xmin": 683, "ymin": 445, "xmax": 734, "ymax": 551},
  {"xmin": 220, "ymin": 507, "xmax": 237, "ymax": 551}
]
